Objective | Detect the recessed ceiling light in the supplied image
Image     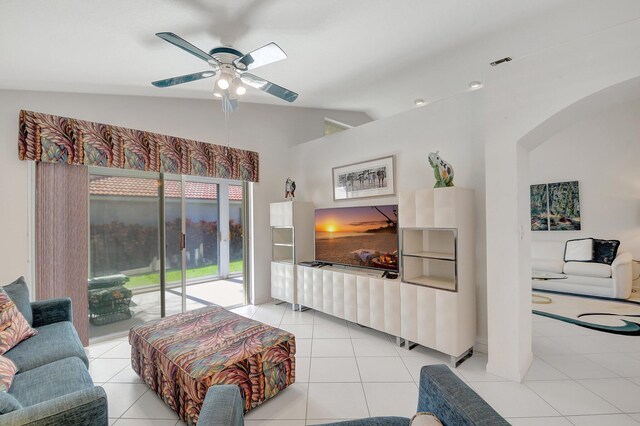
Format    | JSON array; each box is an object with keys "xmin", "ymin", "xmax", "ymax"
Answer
[
  {"xmin": 468, "ymin": 81, "xmax": 482, "ymax": 90},
  {"xmin": 414, "ymin": 98, "xmax": 426, "ymax": 106}
]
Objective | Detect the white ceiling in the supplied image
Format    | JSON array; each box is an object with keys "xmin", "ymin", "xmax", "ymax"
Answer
[{"xmin": 2, "ymin": 0, "xmax": 640, "ymax": 119}]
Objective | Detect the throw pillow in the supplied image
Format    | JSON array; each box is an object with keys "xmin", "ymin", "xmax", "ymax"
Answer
[
  {"xmin": 0, "ymin": 287, "xmax": 38, "ymax": 355},
  {"xmin": 593, "ymin": 239, "xmax": 620, "ymax": 265},
  {"xmin": 410, "ymin": 412, "xmax": 443, "ymax": 426},
  {"xmin": 0, "ymin": 355, "xmax": 17, "ymax": 392},
  {"xmin": 564, "ymin": 238, "xmax": 594, "ymax": 262},
  {"xmin": 3, "ymin": 277, "xmax": 32, "ymax": 326}
]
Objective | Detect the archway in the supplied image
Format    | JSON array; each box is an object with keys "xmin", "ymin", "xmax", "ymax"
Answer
[{"xmin": 484, "ymin": 18, "xmax": 640, "ymax": 381}]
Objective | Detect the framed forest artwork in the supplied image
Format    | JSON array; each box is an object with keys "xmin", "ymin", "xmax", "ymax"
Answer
[
  {"xmin": 530, "ymin": 181, "xmax": 581, "ymax": 231},
  {"xmin": 530, "ymin": 184, "xmax": 549, "ymax": 231}
]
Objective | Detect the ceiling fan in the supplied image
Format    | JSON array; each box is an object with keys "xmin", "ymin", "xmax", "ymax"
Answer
[{"xmin": 152, "ymin": 32, "xmax": 298, "ymax": 112}]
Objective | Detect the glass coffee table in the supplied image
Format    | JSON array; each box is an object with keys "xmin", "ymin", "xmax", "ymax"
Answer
[
  {"xmin": 532, "ymin": 270, "xmax": 567, "ymax": 280},
  {"xmin": 532, "ymin": 271, "xmax": 566, "ymax": 304}
]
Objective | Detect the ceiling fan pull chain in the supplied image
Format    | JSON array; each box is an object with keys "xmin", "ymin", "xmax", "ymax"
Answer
[{"xmin": 225, "ymin": 106, "xmax": 230, "ymax": 147}]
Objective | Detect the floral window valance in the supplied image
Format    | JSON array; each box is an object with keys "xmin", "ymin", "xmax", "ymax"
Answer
[{"xmin": 18, "ymin": 110, "xmax": 259, "ymax": 182}]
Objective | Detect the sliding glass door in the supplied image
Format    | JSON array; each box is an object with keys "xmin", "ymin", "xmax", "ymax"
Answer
[
  {"xmin": 183, "ymin": 179, "xmax": 221, "ymax": 310},
  {"xmin": 229, "ymin": 184, "xmax": 245, "ymax": 277},
  {"xmin": 180, "ymin": 178, "xmax": 245, "ymax": 309},
  {"xmin": 88, "ymin": 170, "xmax": 247, "ymax": 341},
  {"xmin": 162, "ymin": 176, "xmax": 185, "ymax": 317},
  {"xmin": 88, "ymin": 171, "xmax": 162, "ymax": 339}
]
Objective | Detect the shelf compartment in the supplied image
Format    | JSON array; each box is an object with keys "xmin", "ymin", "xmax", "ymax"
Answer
[
  {"xmin": 272, "ymin": 227, "xmax": 294, "ymax": 245},
  {"xmin": 403, "ymin": 275, "xmax": 455, "ymax": 290},
  {"xmin": 402, "ymin": 228, "xmax": 456, "ymax": 256},
  {"xmin": 402, "ymin": 256, "xmax": 456, "ymax": 291},
  {"xmin": 272, "ymin": 244, "xmax": 294, "ymax": 263}
]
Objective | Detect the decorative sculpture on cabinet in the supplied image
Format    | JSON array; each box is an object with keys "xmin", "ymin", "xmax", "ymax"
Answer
[
  {"xmin": 285, "ymin": 177, "xmax": 296, "ymax": 199},
  {"xmin": 428, "ymin": 151, "xmax": 454, "ymax": 188}
]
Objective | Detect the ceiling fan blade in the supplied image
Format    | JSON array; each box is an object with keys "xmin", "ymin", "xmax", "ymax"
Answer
[
  {"xmin": 152, "ymin": 70, "xmax": 216, "ymax": 88},
  {"xmin": 240, "ymin": 73, "xmax": 298, "ymax": 102},
  {"xmin": 156, "ymin": 32, "xmax": 220, "ymax": 66},
  {"xmin": 234, "ymin": 42, "xmax": 287, "ymax": 70}
]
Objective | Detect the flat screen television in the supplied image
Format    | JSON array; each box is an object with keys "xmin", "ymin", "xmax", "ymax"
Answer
[{"xmin": 315, "ymin": 204, "xmax": 399, "ymax": 271}]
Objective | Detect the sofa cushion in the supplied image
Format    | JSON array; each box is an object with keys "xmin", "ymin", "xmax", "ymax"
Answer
[
  {"xmin": 0, "ymin": 355, "xmax": 17, "ymax": 392},
  {"xmin": 532, "ymin": 275, "xmax": 622, "ymax": 299},
  {"xmin": 2, "ymin": 277, "xmax": 32, "ymax": 326},
  {"xmin": 0, "ymin": 391, "xmax": 22, "ymax": 414},
  {"xmin": 0, "ymin": 287, "xmax": 38, "ymax": 355},
  {"xmin": 532, "ymin": 259, "xmax": 565, "ymax": 274},
  {"xmin": 4, "ymin": 321, "xmax": 88, "ymax": 372},
  {"xmin": 564, "ymin": 261, "xmax": 612, "ymax": 278},
  {"xmin": 564, "ymin": 238, "xmax": 594, "ymax": 262},
  {"xmin": 9, "ymin": 357, "xmax": 93, "ymax": 407},
  {"xmin": 593, "ymin": 239, "xmax": 620, "ymax": 265}
]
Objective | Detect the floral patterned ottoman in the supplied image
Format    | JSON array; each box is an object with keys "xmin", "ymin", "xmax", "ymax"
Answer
[{"xmin": 129, "ymin": 305, "xmax": 296, "ymax": 424}]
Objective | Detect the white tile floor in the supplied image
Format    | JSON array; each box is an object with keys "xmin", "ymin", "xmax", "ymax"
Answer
[{"xmin": 86, "ymin": 303, "xmax": 640, "ymax": 425}]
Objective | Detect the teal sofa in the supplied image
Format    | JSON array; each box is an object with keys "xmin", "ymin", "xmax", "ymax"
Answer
[
  {"xmin": 1, "ymin": 278, "xmax": 108, "ymax": 425},
  {"xmin": 198, "ymin": 364, "xmax": 508, "ymax": 425}
]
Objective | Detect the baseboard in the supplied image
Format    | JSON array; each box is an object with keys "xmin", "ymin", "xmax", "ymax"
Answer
[{"xmin": 473, "ymin": 339, "xmax": 488, "ymax": 354}]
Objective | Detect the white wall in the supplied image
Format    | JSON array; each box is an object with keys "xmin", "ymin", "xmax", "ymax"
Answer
[
  {"xmin": 291, "ymin": 91, "xmax": 489, "ymax": 345},
  {"xmin": 530, "ymin": 97, "xmax": 640, "ymax": 259},
  {"xmin": 0, "ymin": 89, "xmax": 368, "ymax": 303}
]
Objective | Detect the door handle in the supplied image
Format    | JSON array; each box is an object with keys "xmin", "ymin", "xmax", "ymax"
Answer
[{"xmin": 180, "ymin": 233, "xmax": 186, "ymax": 250}]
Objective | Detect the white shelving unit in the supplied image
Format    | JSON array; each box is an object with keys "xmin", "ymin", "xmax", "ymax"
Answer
[
  {"xmin": 398, "ymin": 187, "xmax": 476, "ymax": 364},
  {"xmin": 270, "ymin": 201, "xmax": 314, "ymax": 305},
  {"xmin": 269, "ymin": 188, "xmax": 476, "ymax": 366}
]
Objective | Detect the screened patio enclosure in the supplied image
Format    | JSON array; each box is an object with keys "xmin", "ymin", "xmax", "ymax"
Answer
[{"xmin": 88, "ymin": 170, "xmax": 247, "ymax": 340}]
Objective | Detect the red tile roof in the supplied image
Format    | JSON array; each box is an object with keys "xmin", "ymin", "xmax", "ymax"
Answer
[{"xmin": 89, "ymin": 176, "xmax": 243, "ymax": 201}]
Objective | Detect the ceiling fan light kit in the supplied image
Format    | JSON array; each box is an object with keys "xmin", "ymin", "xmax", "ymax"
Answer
[
  {"xmin": 151, "ymin": 32, "xmax": 298, "ymax": 112},
  {"xmin": 217, "ymin": 74, "xmax": 231, "ymax": 90},
  {"xmin": 230, "ymin": 78, "xmax": 247, "ymax": 96}
]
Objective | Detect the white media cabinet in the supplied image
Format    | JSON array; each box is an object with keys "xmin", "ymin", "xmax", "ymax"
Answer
[{"xmin": 269, "ymin": 187, "xmax": 476, "ymax": 366}]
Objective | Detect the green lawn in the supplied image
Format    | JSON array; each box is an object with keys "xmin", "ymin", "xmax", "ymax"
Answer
[{"xmin": 125, "ymin": 260, "xmax": 243, "ymax": 290}]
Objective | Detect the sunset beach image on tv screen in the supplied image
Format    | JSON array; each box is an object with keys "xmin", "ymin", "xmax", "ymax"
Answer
[{"xmin": 315, "ymin": 205, "xmax": 398, "ymax": 271}]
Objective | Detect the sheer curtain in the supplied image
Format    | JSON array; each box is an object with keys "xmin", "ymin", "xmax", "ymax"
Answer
[{"xmin": 35, "ymin": 162, "xmax": 89, "ymax": 344}]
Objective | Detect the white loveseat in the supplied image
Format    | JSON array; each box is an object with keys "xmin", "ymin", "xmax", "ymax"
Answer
[{"xmin": 531, "ymin": 240, "xmax": 633, "ymax": 299}]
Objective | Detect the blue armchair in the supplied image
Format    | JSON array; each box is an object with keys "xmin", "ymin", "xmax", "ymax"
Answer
[{"xmin": 197, "ymin": 364, "xmax": 508, "ymax": 425}]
